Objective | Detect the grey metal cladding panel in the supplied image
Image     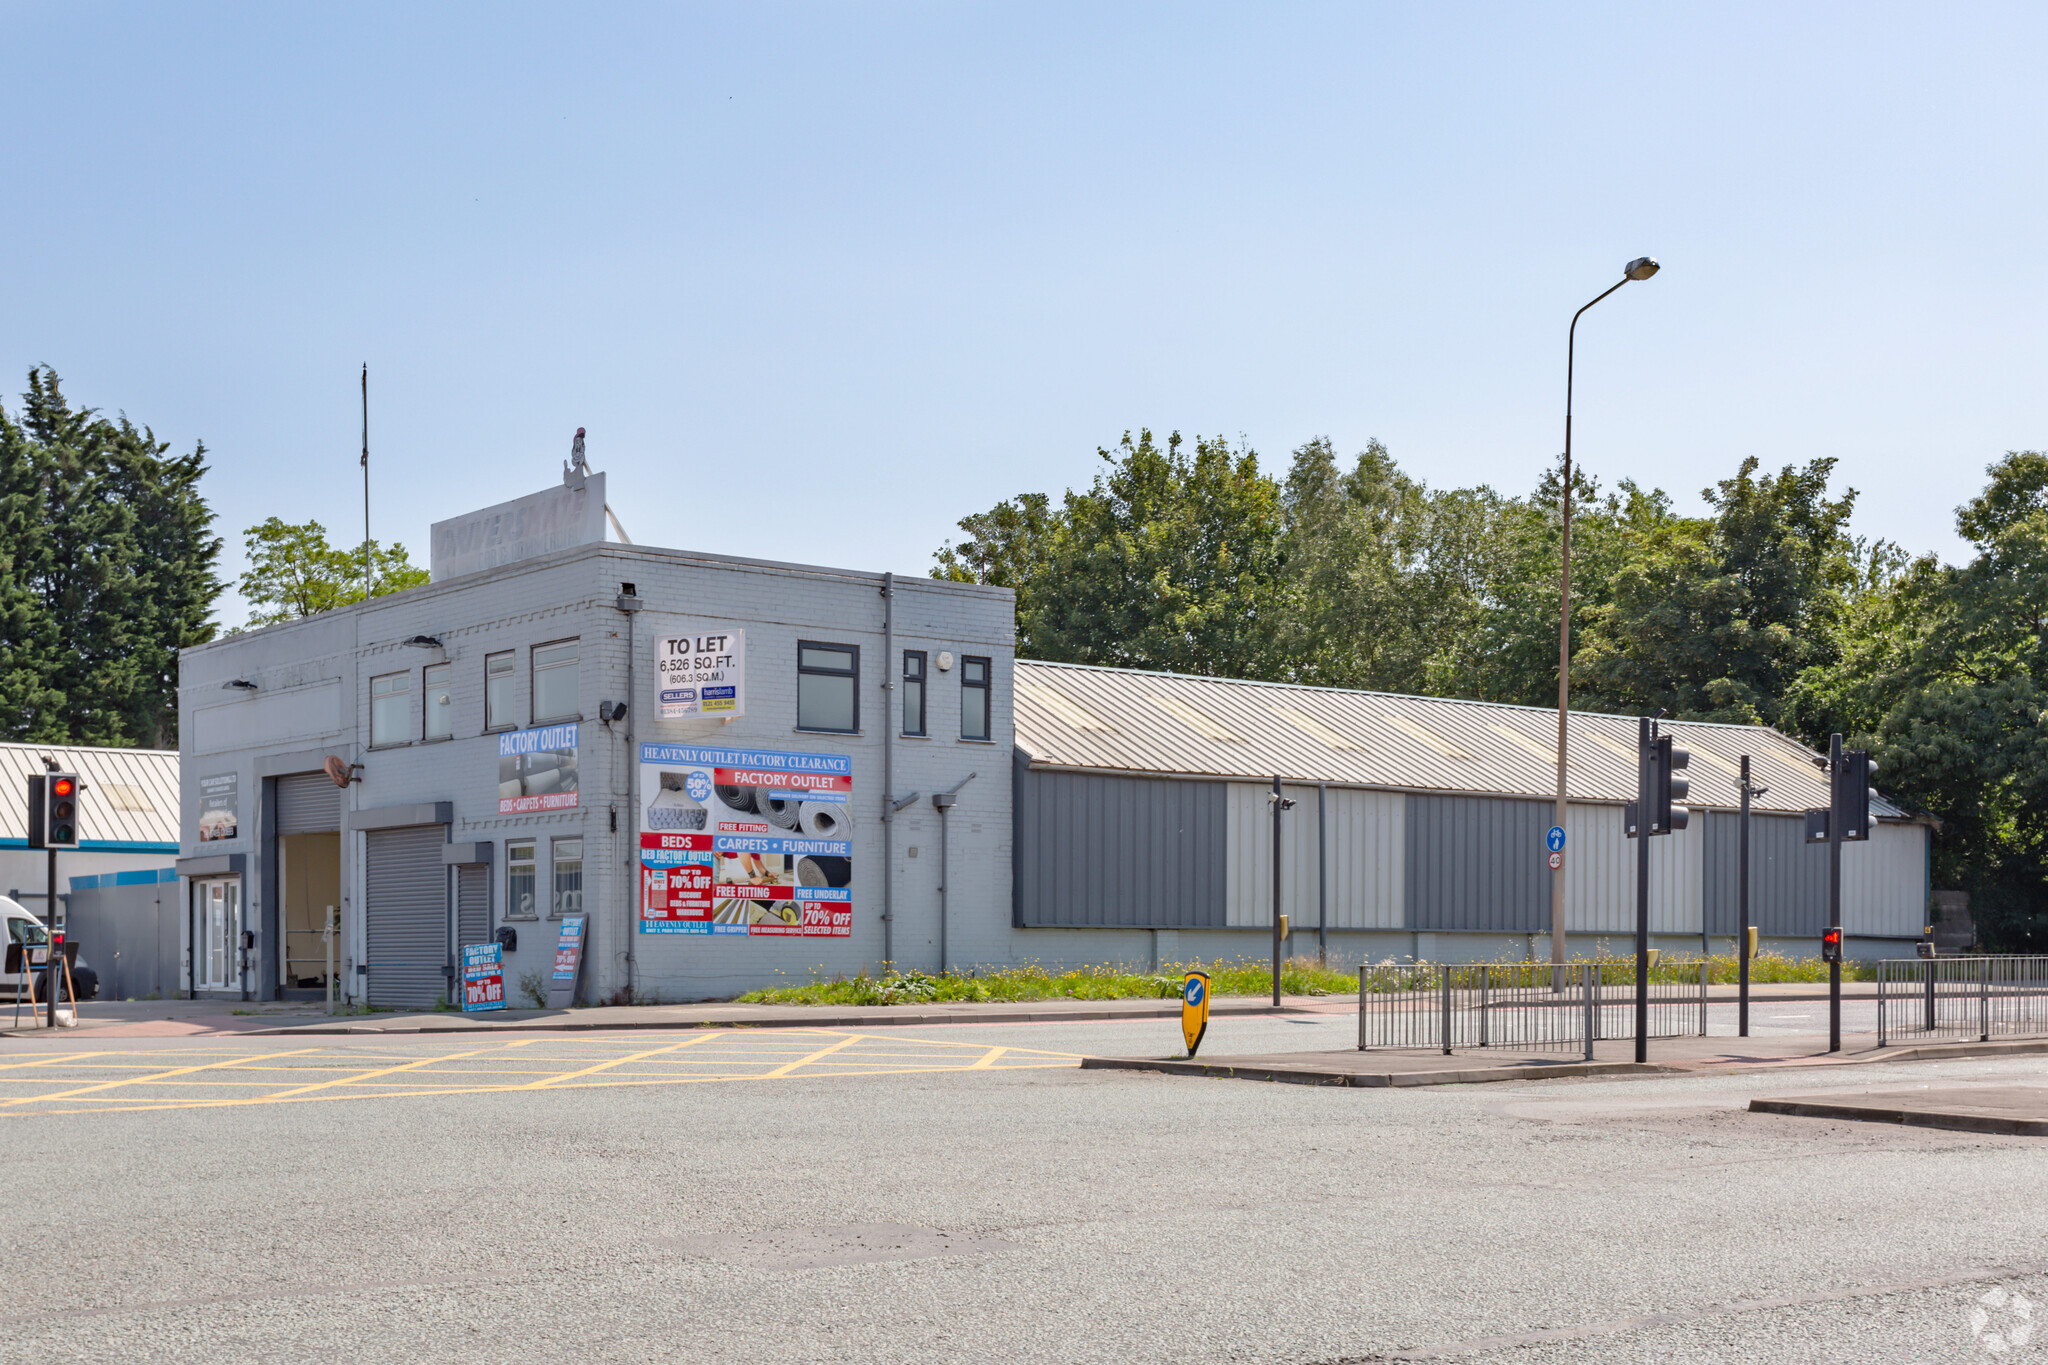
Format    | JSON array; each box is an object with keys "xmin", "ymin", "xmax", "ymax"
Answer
[
  {"xmin": 1405, "ymin": 793, "xmax": 1551, "ymax": 932},
  {"xmin": 1703, "ymin": 811, "xmax": 1827, "ymax": 938},
  {"xmin": 275, "ymin": 773, "xmax": 341, "ymax": 835},
  {"xmin": 1014, "ymin": 768, "xmax": 1222, "ymax": 928}
]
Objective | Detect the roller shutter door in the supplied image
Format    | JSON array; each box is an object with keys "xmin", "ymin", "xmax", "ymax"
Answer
[
  {"xmin": 276, "ymin": 774, "xmax": 341, "ymax": 835},
  {"xmin": 365, "ymin": 825, "xmax": 448, "ymax": 1008},
  {"xmin": 456, "ymin": 865, "xmax": 491, "ymax": 953}
]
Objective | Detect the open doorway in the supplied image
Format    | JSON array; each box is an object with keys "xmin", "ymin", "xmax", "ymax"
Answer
[{"xmin": 279, "ymin": 832, "xmax": 340, "ymax": 996}]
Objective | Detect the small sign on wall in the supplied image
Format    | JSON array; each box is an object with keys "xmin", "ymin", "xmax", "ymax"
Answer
[
  {"xmin": 198, "ymin": 773, "xmax": 239, "ymax": 842},
  {"xmin": 656, "ymin": 628, "xmax": 746, "ymax": 720},
  {"xmin": 547, "ymin": 915, "xmax": 587, "ymax": 1009}
]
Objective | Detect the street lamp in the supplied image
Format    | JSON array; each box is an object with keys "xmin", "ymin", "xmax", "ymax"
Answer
[{"xmin": 1550, "ymin": 256, "xmax": 1660, "ymax": 970}]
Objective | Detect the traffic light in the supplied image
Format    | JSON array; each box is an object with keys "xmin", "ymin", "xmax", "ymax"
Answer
[
  {"xmin": 1832, "ymin": 748, "xmax": 1878, "ymax": 842},
  {"xmin": 1641, "ymin": 734, "xmax": 1690, "ymax": 835},
  {"xmin": 44, "ymin": 773, "xmax": 80, "ymax": 849},
  {"xmin": 1821, "ymin": 925, "xmax": 1843, "ymax": 963}
]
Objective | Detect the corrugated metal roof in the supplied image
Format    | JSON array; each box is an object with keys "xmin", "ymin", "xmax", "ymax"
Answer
[
  {"xmin": 1014, "ymin": 660, "xmax": 1904, "ymax": 819},
  {"xmin": 0, "ymin": 743, "xmax": 180, "ymax": 848}
]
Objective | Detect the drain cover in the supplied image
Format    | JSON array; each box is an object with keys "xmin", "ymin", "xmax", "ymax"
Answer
[{"xmin": 658, "ymin": 1223, "xmax": 1017, "ymax": 1270}]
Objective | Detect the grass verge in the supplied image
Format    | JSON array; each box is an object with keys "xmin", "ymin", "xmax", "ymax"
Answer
[{"xmin": 734, "ymin": 956, "xmax": 1356, "ymax": 1006}]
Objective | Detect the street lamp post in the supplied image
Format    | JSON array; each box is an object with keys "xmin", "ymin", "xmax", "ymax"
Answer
[{"xmin": 1550, "ymin": 256, "xmax": 1659, "ymax": 970}]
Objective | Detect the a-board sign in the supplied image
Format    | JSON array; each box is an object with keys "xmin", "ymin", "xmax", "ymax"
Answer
[
  {"xmin": 461, "ymin": 943, "xmax": 506, "ymax": 1012},
  {"xmin": 547, "ymin": 915, "xmax": 587, "ymax": 1009},
  {"xmin": 1181, "ymin": 971, "xmax": 1210, "ymax": 1057}
]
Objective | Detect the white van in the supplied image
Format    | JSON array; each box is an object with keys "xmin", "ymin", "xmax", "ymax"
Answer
[{"xmin": 0, "ymin": 895, "xmax": 96, "ymax": 1002}]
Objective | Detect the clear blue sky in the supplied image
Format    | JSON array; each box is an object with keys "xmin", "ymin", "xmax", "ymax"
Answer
[{"xmin": 5, "ymin": 3, "xmax": 2044, "ymax": 627}]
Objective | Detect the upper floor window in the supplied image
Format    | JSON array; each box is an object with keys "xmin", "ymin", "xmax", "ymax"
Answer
[
  {"xmin": 797, "ymin": 642, "xmax": 858, "ymax": 733},
  {"xmin": 961, "ymin": 655, "xmax": 991, "ymax": 741},
  {"xmin": 902, "ymin": 650, "xmax": 926, "ymax": 736},
  {"xmin": 423, "ymin": 662, "xmax": 453, "ymax": 741},
  {"xmin": 532, "ymin": 639, "xmax": 579, "ymax": 722},
  {"xmin": 369, "ymin": 671, "xmax": 410, "ymax": 747},
  {"xmin": 485, "ymin": 651, "xmax": 516, "ymax": 730}
]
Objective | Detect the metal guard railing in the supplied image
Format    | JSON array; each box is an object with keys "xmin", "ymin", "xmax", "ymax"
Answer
[
  {"xmin": 1877, "ymin": 957, "xmax": 2048, "ymax": 1046},
  {"xmin": 1358, "ymin": 960, "xmax": 1708, "ymax": 1058}
]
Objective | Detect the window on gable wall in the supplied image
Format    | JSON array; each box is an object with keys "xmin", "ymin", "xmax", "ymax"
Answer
[
  {"xmin": 902, "ymin": 650, "xmax": 926, "ymax": 736},
  {"xmin": 961, "ymin": 655, "xmax": 991, "ymax": 741},
  {"xmin": 798, "ymin": 642, "xmax": 858, "ymax": 733}
]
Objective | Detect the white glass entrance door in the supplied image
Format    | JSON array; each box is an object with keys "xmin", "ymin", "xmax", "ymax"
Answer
[{"xmin": 194, "ymin": 879, "xmax": 241, "ymax": 992}]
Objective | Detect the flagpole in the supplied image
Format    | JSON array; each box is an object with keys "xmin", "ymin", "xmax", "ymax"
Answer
[{"xmin": 360, "ymin": 364, "xmax": 371, "ymax": 600}]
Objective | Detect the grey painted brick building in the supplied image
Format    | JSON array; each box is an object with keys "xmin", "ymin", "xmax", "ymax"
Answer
[{"xmin": 176, "ymin": 470, "xmax": 1017, "ymax": 1006}]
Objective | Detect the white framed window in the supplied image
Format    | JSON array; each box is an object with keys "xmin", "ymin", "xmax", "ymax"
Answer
[
  {"xmin": 370, "ymin": 671, "xmax": 410, "ymax": 747},
  {"xmin": 551, "ymin": 838, "xmax": 583, "ymax": 918},
  {"xmin": 423, "ymin": 662, "xmax": 453, "ymax": 741},
  {"xmin": 485, "ymin": 651, "xmax": 515, "ymax": 731},
  {"xmin": 533, "ymin": 639, "xmax": 579, "ymax": 723},
  {"xmin": 506, "ymin": 840, "xmax": 538, "ymax": 919}
]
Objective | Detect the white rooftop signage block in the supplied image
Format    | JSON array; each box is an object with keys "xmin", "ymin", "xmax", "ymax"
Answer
[{"xmin": 430, "ymin": 472, "xmax": 607, "ymax": 582}]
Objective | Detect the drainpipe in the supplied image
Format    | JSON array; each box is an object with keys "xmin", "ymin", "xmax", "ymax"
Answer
[
  {"xmin": 617, "ymin": 583, "xmax": 644, "ymax": 1002},
  {"xmin": 881, "ymin": 573, "xmax": 895, "ymax": 968},
  {"xmin": 932, "ymin": 772, "xmax": 976, "ymax": 974}
]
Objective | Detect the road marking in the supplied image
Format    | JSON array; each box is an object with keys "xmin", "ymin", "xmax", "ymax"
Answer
[
  {"xmin": 761, "ymin": 1032, "xmax": 864, "ymax": 1077},
  {"xmin": 968, "ymin": 1046, "xmax": 1009, "ymax": 1069},
  {"xmin": 522, "ymin": 1031, "xmax": 725, "ymax": 1088},
  {"xmin": 0, "ymin": 1047, "xmax": 324, "ymax": 1108},
  {"xmin": 253, "ymin": 1042, "xmax": 523, "ymax": 1103}
]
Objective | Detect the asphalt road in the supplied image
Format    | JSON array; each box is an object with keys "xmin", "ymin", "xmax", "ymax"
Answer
[{"xmin": 0, "ymin": 1010, "xmax": 2041, "ymax": 1365}]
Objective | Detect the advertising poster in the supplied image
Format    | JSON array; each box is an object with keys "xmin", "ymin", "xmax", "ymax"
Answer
[
  {"xmin": 461, "ymin": 943, "xmax": 506, "ymax": 1012},
  {"xmin": 546, "ymin": 915, "xmax": 586, "ymax": 1009},
  {"xmin": 198, "ymin": 773, "xmax": 239, "ymax": 842},
  {"xmin": 639, "ymin": 742, "xmax": 852, "ymax": 937},
  {"xmin": 656, "ymin": 628, "xmax": 746, "ymax": 720},
  {"xmin": 498, "ymin": 723, "xmax": 579, "ymax": 814}
]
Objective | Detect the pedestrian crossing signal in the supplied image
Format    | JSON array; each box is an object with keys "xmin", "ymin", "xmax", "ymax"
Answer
[{"xmin": 1821, "ymin": 926, "xmax": 1843, "ymax": 963}]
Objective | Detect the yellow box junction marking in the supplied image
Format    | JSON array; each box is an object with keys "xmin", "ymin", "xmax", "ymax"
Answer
[{"xmin": 0, "ymin": 1030, "xmax": 1078, "ymax": 1118}]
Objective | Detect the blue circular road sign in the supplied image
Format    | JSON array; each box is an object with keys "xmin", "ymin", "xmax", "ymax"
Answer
[
  {"xmin": 1184, "ymin": 978, "xmax": 1206, "ymax": 1006},
  {"xmin": 1546, "ymin": 826, "xmax": 1567, "ymax": 853}
]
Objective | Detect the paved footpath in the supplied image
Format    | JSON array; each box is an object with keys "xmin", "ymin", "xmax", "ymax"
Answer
[{"xmin": 9, "ymin": 980, "xmax": 1886, "ymax": 1040}]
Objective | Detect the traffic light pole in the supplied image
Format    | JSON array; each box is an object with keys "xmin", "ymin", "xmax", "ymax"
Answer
[
  {"xmin": 1828, "ymin": 733, "xmax": 1843, "ymax": 1054},
  {"xmin": 1739, "ymin": 756, "xmax": 1751, "ymax": 1040},
  {"xmin": 44, "ymin": 844, "xmax": 57, "ymax": 1030},
  {"xmin": 1634, "ymin": 716, "xmax": 1651, "ymax": 1064}
]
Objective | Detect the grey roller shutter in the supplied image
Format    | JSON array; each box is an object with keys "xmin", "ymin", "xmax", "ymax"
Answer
[
  {"xmin": 276, "ymin": 774, "xmax": 341, "ymax": 835},
  {"xmin": 365, "ymin": 825, "xmax": 448, "ymax": 1008},
  {"xmin": 456, "ymin": 865, "xmax": 491, "ymax": 953}
]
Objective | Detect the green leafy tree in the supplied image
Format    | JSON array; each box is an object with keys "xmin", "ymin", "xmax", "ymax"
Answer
[
  {"xmin": 1573, "ymin": 458, "xmax": 1857, "ymax": 725},
  {"xmin": 238, "ymin": 518, "xmax": 429, "ymax": 627},
  {"xmin": 0, "ymin": 368, "xmax": 222, "ymax": 747}
]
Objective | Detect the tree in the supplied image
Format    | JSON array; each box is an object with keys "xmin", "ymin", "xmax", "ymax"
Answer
[
  {"xmin": 935, "ymin": 430, "xmax": 1288, "ymax": 678},
  {"xmin": 0, "ymin": 368, "xmax": 222, "ymax": 748},
  {"xmin": 238, "ymin": 518, "xmax": 430, "ymax": 627},
  {"xmin": 1573, "ymin": 458, "xmax": 1856, "ymax": 725}
]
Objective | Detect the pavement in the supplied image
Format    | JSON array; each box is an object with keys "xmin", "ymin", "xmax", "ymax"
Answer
[
  {"xmin": 0, "ymin": 1006, "xmax": 2043, "ymax": 1364},
  {"xmin": 12, "ymin": 979, "xmax": 1890, "ymax": 1039},
  {"xmin": 1750, "ymin": 1085, "xmax": 2048, "ymax": 1136}
]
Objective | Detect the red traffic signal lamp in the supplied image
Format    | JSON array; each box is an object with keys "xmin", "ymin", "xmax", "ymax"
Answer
[
  {"xmin": 44, "ymin": 773, "xmax": 81, "ymax": 849},
  {"xmin": 1820, "ymin": 925, "xmax": 1843, "ymax": 963}
]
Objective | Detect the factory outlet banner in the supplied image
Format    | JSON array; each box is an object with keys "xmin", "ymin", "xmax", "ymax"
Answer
[
  {"xmin": 656, "ymin": 627, "xmax": 746, "ymax": 720},
  {"xmin": 461, "ymin": 943, "xmax": 506, "ymax": 1012},
  {"xmin": 638, "ymin": 742, "xmax": 853, "ymax": 937},
  {"xmin": 499, "ymin": 723, "xmax": 580, "ymax": 814}
]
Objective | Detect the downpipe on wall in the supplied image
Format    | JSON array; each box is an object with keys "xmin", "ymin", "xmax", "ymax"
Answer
[{"xmin": 932, "ymin": 772, "xmax": 976, "ymax": 974}]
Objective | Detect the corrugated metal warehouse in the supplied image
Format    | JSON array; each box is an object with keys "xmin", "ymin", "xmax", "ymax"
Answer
[{"xmin": 1012, "ymin": 660, "xmax": 1927, "ymax": 962}]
